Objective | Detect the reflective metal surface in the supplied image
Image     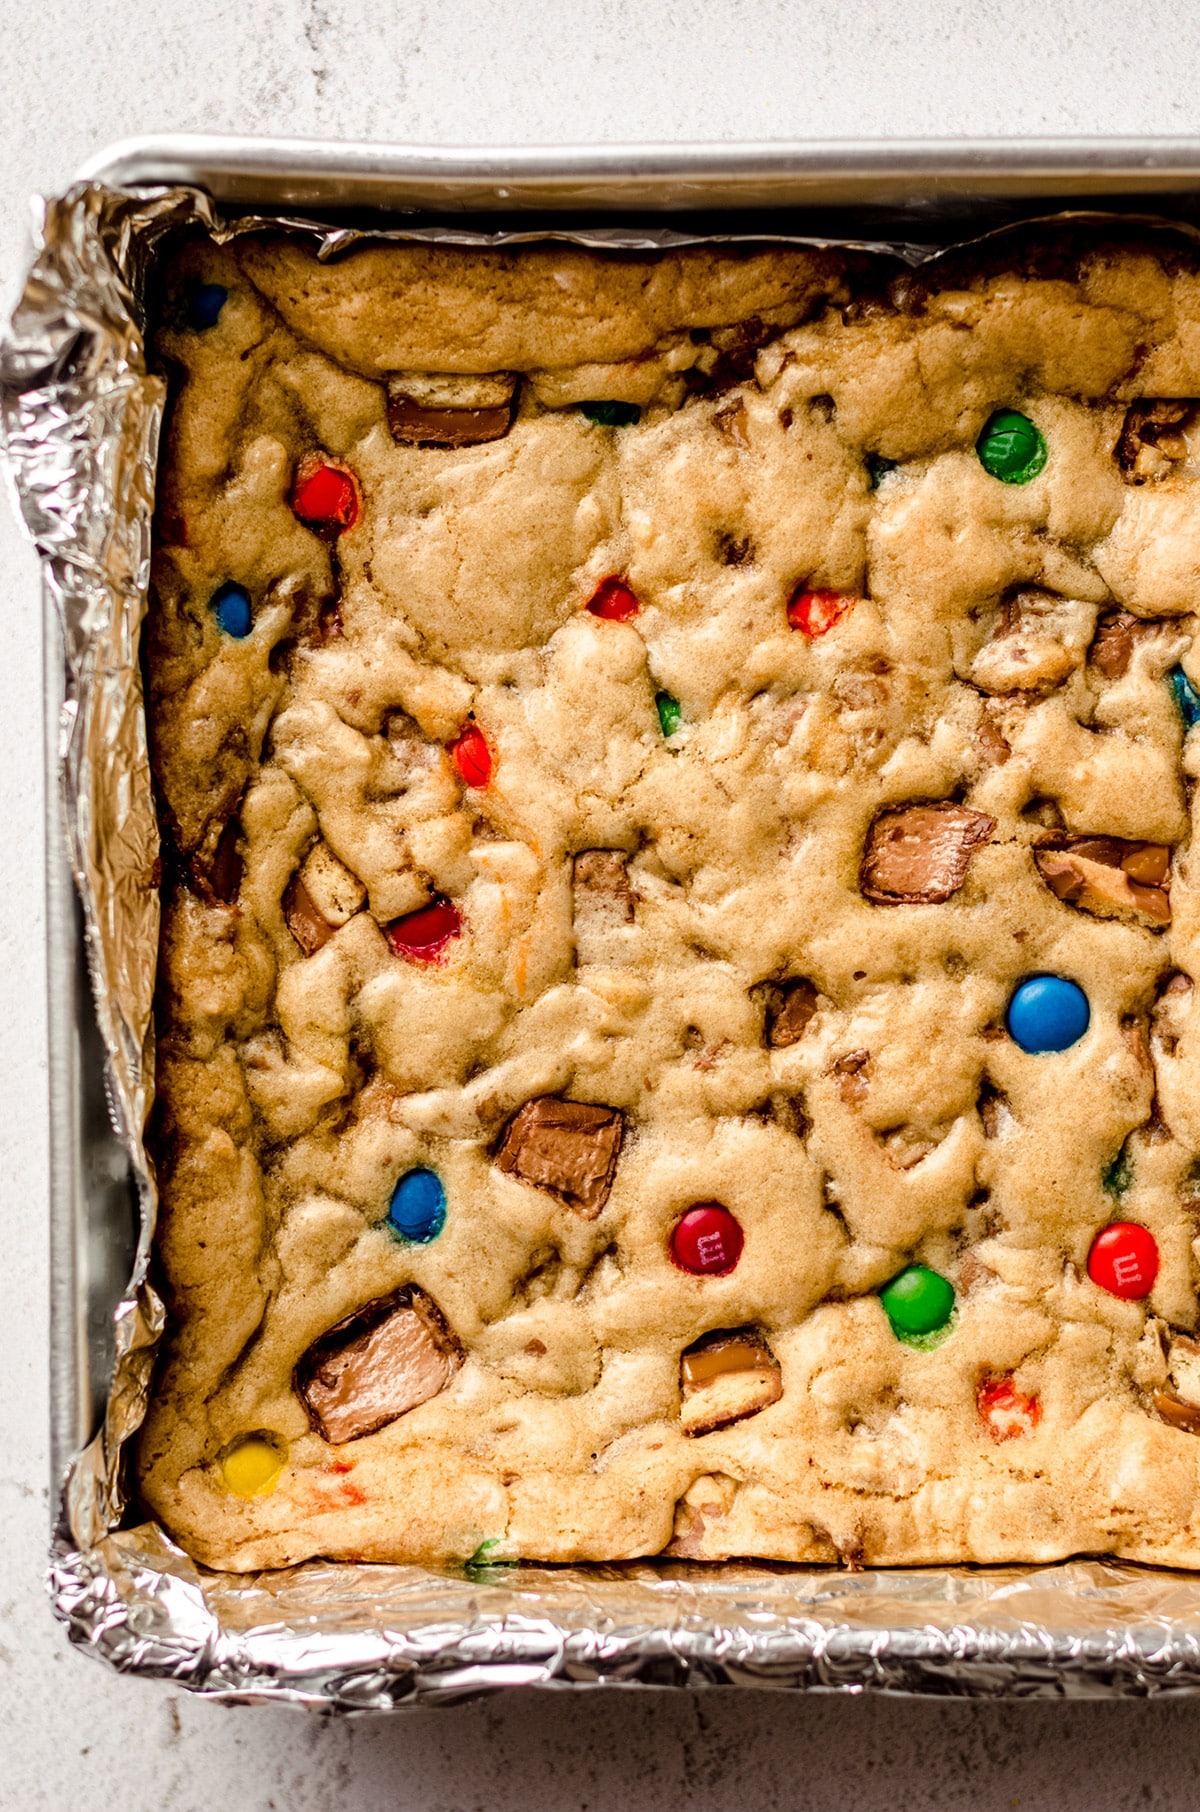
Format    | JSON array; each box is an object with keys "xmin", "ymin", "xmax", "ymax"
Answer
[{"xmin": 8, "ymin": 139, "xmax": 1200, "ymax": 1704}]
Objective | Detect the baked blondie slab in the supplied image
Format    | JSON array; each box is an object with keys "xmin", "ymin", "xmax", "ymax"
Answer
[{"xmin": 139, "ymin": 229, "xmax": 1200, "ymax": 1571}]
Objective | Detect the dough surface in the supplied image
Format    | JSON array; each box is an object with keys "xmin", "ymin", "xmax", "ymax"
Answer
[{"xmin": 140, "ymin": 229, "xmax": 1200, "ymax": 1572}]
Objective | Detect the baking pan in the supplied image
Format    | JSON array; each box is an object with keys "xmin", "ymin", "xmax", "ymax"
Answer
[{"xmin": 20, "ymin": 135, "xmax": 1200, "ymax": 1703}]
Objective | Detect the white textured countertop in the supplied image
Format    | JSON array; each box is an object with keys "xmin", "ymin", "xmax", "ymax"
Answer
[{"xmin": 6, "ymin": 2, "xmax": 1200, "ymax": 1805}]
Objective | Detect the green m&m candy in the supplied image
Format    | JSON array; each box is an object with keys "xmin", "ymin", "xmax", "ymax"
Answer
[
  {"xmin": 582, "ymin": 400, "xmax": 641, "ymax": 427},
  {"xmin": 976, "ymin": 409, "xmax": 1047, "ymax": 484},
  {"xmin": 656, "ymin": 691, "xmax": 683, "ymax": 737},
  {"xmin": 880, "ymin": 1264, "xmax": 956, "ymax": 1345}
]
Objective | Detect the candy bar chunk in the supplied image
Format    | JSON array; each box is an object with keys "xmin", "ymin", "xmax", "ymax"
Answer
[
  {"xmin": 860, "ymin": 804, "xmax": 994, "ymax": 904},
  {"xmin": 1091, "ymin": 610, "xmax": 1155, "ymax": 679},
  {"xmin": 1117, "ymin": 398, "xmax": 1195, "ymax": 481},
  {"xmin": 495, "ymin": 1096, "xmax": 624, "ymax": 1218},
  {"xmin": 385, "ymin": 372, "xmax": 517, "ymax": 447},
  {"xmin": 296, "ymin": 1286, "xmax": 462, "ymax": 1445},
  {"xmin": 1034, "ymin": 834, "xmax": 1171, "ymax": 927},
  {"xmin": 283, "ymin": 843, "xmax": 367, "ymax": 954},
  {"xmin": 680, "ymin": 1328, "xmax": 782, "ymax": 1435},
  {"xmin": 572, "ymin": 850, "xmax": 635, "ymax": 962},
  {"xmin": 1154, "ymin": 1336, "xmax": 1200, "ymax": 1433},
  {"xmin": 761, "ymin": 977, "xmax": 818, "ymax": 1048}
]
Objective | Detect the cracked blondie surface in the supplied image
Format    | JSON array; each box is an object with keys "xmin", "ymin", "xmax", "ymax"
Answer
[{"xmin": 139, "ymin": 228, "xmax": 1200, "ymax": 1571}]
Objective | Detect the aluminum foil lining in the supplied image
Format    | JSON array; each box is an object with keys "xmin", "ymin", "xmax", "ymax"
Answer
[{"xmin": 9, "ymin": 177, "xmax": 1200, "ymax": 1704}]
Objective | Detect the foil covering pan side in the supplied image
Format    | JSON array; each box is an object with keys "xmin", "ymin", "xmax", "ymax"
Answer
[{"xmin": 10, "ymin": 168, "xmax": 1200, "ymax": 1704}]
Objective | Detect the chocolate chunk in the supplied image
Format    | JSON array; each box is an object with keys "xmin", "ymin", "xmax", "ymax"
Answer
[
  {"xmin": 1090, "ymin": 611, "xmax": 1144, "ymax": 679},
  {"xmin": 385, "ymin": 373, "xmax": 517, "ymax": 447},
  {"xmin": 860, "ymin": 804, "xmax": 994, "ymax": 904},
  {"xmin": 760, "ymin": 977, "xmax": 818, "ymax": 1048},
  {"xmin": 296, "ymin": 1285, "xmax": 462, "ymax": 1445},
  {"xmin": 573, "ymin": 850, "xmax": 636, "ymax": 962},
  {"xmin": 495, "ymin": 1096, "xmax": 624, "ymax": 1218},
  {"xmin": 680, "ymin": 1328, "xmax": 782, "ymax": 1435},
  {"xmin": 573, "ymin": 850, "xmax": 635, "ymax": 920},
  {"xmin": 283, "ymin": 874, "xmax": 335, "ymax": 955},
  {"xmin": 1034, "ymin": 833, "xmax": 1171, "ymax": 926},
  {"xmin": 191, "ymin": 813, "xmax": 243, "ymax": 905},
  {"xmin": 1117, "ymin": 398, "xmax": 1195, "ymax": 481}
]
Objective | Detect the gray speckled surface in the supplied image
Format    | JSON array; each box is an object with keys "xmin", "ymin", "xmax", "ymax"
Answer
[{"xmin": 7, "ymin": 3, "xmax": 1200, "ymax": 1803}]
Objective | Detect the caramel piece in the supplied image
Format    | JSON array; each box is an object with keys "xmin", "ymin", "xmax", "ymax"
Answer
[
  {"xmin": 763, "ymin": 977, "xmax": 818, "ymax": 1048},
  {"xmin": 861, "ymin": 804, "xmax": 994, "ymax": 904},
  {"xmin": 283, "ymin": 874, "xmax": 335, "ymax": 955},
  {"xmin": 385, "ymin": 372, "xmax": 517, "ymax": 447},
  {"xmin": 1034, "ymin": 834, "xmax": 1171, "ymax": 927},
  {"xmin": 1154, "ymin": 1391, "xmax": 1200, "ymax": 1435},
  {"xmin": 680, "ymin": 1329, "xmax": 782, "ymax": 1435},
  {"xmin": 296, "ymin": 1286, "xmax": 462, "ymax": 1445},
  {"xmin": 495, "ymin": 1096, "xmax": 624, "ymax": 1218}
]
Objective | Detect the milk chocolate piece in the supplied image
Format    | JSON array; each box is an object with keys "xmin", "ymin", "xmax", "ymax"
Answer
[
  {"xmin": 761, "ymin": 977, "xmax": 818, "ymax": 1048},
  {"xmin": 495, "ymin": 1096, "xmax": 624, "ymax": 1218},
  {"xmin": 190, "ymin": 813, "xmax": 243, "ymax": 905},
  {"xmin": 1117, "ymin": 398, "xmax": 1195, "ymax": 480},
  {"xmin": 573, "ymin": 850, "xmax": 635, "ymax": 923},
  {"xmin": 1034, "ymin": 833, "xmax": 1171, "ymax": 926},
  {"xmin": 1091, "ymin": 611, "xmax": 1145, "ymax": 679},
  {"xmin": 385, "ymin": 372, "xmax": 517, "ymax": 447},
  {"xmin": 283, "ymin": 874, "xmax": 335, "ymax": 955},
  {"xmin": 861, "ymin": 804, "xmax": 994, "ymax": 904},
  {"xmin": 680, "ymin": 1328, "xmax": 782, "ymax": 1435},
  {"xmin": 296, "ymin": 1285, "xmax": 462, "ymax": 1445}
]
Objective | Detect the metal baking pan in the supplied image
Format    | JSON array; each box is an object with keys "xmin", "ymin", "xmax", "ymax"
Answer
[{"xmin": 26, "ymin": 134, "xmax": 1200, "ymax": 1703}]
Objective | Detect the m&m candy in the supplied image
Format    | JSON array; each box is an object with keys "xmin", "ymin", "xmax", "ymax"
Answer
[
  {"xmin": 787, "ymin": 587, "xmax": 856, "ymax": 638},
  {"xmin": 290, "ymin": 457, "xmax": 361, "ymax": 536},
  {"xmin": 1006, "ymin": 975, "xmax": 1090, "ymax": 1054},
  {"xmin": 656, "ymin": 691, "xmax": 682, "ymax": 737},
  {"xmin": 976, "ymin": 409, "xmax": 1047, "ymax": 484},
  {"xmin": 210, "ymin": 581, "xmax": 253, "ymax": 639},
  {"xmin": 187, "ymin": 282, "xmax": 228, "ymax": 330},
  {"xmin": 669, "ymin": 1203, "xmax": 744, "ymax": 1277},
  {"xmin": 388, "ymin": 1167, "xmax": 447, "ymax": 1243},
  {"xmin": 1169, "ymin": 666, "xmax": 1200, "ymax": 730},
  {"xmin": 219, "ymin": 1432, "xmax": 287, "ymax": 1497},
  {"xmin": 977, "ymin": 1374, "xmax": 1041, "ymax": 1441},
  {"xmin": 586, "ymin": 576, "xmax": 639, "ymax": 621},
  {"xmin": 880, "ymin": 1265, "xmax": 955, "ymax": 1343},
  {"xmin": 386, "ymin": 895, "xmax": 462, "ymax": 963},
  {"xmin": 451, "ymin": 722, "xmax": 493, "ymax": 789},
  {"xmin": 581, "ymin": 401, "xmax": 641, "ymax": 427},
  {"xmin": 1087, "ymin": 1221, "xmax": 1159, "ymax": 1300}
]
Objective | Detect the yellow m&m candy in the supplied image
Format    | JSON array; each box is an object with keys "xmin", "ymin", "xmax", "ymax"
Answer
[{"xmin": 219, "ymin": 1432, "xmax": 287, "ymax": 1498}]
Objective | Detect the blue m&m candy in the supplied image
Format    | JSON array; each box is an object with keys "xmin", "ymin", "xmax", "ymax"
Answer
[
  {"xmin": 188, "ymin": 282, "xmax": 228, "ymax": 330},
  {"xmin": 1169, "ymin": 666, "xmax": 1200, "ymax": 730},
  {"xmin": 210, "ymin": 582, "xmax": 253, "ymax": 639},
  {"xmin": 387, "ymin": 1167, "xmax": 446, "ymax": 1243},
  {"xmin": 1006, "ymin": 975, "xmax": 1090, "ymax": 1054}
]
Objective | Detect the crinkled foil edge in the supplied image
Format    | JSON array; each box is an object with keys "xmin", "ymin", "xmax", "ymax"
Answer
[{"xmin": 8, "ymin": 178, "xmax": 1200, "ymax": 1703}]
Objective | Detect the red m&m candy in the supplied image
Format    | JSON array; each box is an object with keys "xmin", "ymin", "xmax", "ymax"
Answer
[
  {"xmin": 787, "ymin": 587, "xmax": 856, "ymax": 638},
  {"xmin": 1087, "ymin": 1221, "xmax": 1159, "ymax": 1300},
  {"xmin": 451, "ymin": 722, "xmax": 493, "ymax": 789},
  {"xmin": 977, "ymin": 1374, "xmax": 1041, "ymax": 1442},
  {"xmin": 669, "ymin": 1203, "xmax": 744, "ymax": 1277},
  {"xmin": 386, "ymin": 895, "xmax": 462, "ymax": 963},
  {"xmin": 290, "ymin": 456, "xmax": 361, "ymax": 536},
  {"xmin": 586, "ymin": 576, "xmax": 639, "ymax": 621}
]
